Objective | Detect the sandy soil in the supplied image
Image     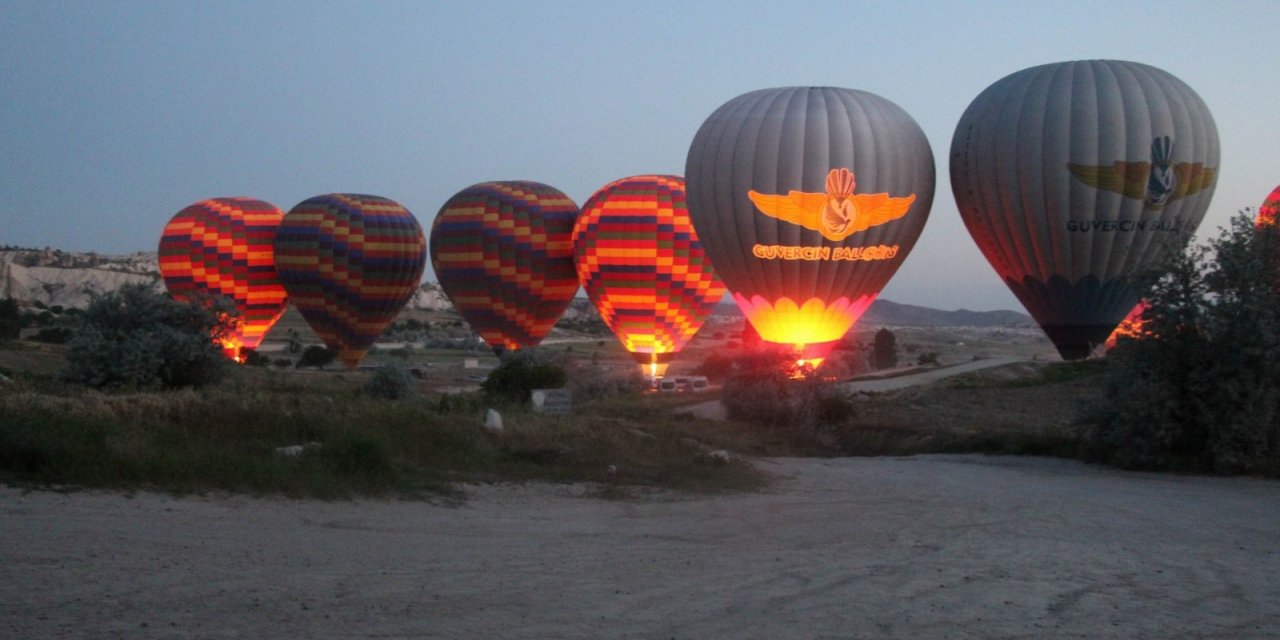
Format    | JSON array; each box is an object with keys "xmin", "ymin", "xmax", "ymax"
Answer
[{"xmin": 3, "ymin": 455, "xmax": 1278, "ymax": 639}]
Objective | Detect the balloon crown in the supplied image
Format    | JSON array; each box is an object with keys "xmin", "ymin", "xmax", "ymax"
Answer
[{"xmin": 826, "ymin": 168, "xmax": 856, "ymax": 198}]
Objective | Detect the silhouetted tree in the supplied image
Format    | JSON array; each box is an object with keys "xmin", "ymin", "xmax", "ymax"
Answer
[{"xmin": 873, "ymin": 328, "xmax": 898, "ymax": 370}]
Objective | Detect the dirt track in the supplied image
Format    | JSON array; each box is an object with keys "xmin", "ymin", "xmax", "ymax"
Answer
[{"xmin": 3, "ymin": 455, "xmax": 1278, "ymax": 639}]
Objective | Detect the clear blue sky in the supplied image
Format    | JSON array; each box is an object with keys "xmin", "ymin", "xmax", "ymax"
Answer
[{"xmin": 3, "ymin": 0, "xmax": 1277, "ymax": 311}]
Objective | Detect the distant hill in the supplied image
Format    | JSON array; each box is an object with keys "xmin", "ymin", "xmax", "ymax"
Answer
[
  {"xmin": 858, "ymin": 299, "xmax": 1032, "ymax": 327},
  {"xmin": 712, "ymin": 298, "xmax": 1031, "ymax": 328},
  {"xmin": 1, "ymin": 248, "xmax": 1031, "ymax": 327}
]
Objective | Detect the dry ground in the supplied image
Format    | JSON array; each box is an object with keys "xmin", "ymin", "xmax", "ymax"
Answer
[{"xmin": 2, "ymin": 455, "xmax": 1278, "ymax": 639}]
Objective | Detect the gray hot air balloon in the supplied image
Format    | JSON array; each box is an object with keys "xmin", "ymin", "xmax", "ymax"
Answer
[
  {"xmin": 686, "ymin": 87, "xmax": 935, "ymax": 368},
  {"xmin": 950, "ymin": 60, "xmax": 1220, "ymax": 360}
]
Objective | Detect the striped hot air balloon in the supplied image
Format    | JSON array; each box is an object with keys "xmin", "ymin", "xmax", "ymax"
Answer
[
  {"xmin": 1257, "ymin": 185, "xmax": 1280, "ymax": 227},
  {"xmin": 158, "ymin": 197, "xmax": 288, "ymax": 362},
  {"xmin": 274, "ymin": 194, "xmax": 426, "ymax": 369},
  {"xmin": 429, "ymin": 181, "xmax": 580, "ymax": 353},
  {"xmin": 573, "ymin": 175, "xmax": 726, "ymax": 379}
]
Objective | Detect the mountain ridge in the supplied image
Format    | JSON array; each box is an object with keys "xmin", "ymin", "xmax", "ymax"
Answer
[{"xmin": 0, "ymin": 248, "xmax": 1032, "ymax": 327}]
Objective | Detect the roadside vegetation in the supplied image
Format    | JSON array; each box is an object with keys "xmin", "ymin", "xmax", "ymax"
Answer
[
  {"xmin": 0, "ymin": 364, "xmax": 768, "ymax": 499},
  {"xmin": 1084, "ymin": 214, "xmax": 1280, "ymax": 475},
  {"xmin": 9, "ymin": 212, "xmax": 1280, "ymax": 502}
]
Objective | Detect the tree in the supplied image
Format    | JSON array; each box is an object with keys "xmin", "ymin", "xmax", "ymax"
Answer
[
  {"xmin": 1088, "ymin": 214, "xmax": 1280, "ymax": 473},
  {"xmin": 364, "ymin": 366, "xmax": 417, "ymax": 400},
  {"xmin": 873, "ymin": 328, "xmax": 898, "ymax": 370},
  {"xmin": 60, "ymin": 285, "xmax": 233, "ymax": 389},
  {"xmin": 481, "ymin": 349, "xmax": 566, "ymax": 404}
]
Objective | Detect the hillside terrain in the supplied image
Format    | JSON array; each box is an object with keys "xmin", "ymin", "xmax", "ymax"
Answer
[{"xmin": 2, "ymin": 247, "xmax": 1032, "ymax": 328}]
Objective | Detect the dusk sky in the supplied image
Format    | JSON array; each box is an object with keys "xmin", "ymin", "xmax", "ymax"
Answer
[{"xmin": 3, "ymin": 1, "xmax": 1277, "ymax": 311}]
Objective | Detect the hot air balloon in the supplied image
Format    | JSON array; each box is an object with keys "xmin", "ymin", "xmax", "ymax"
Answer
[
  {"xmin": 685, "ymin": 87, "xmax": 935, "ymax": 369},
  {"xmin": 1257, "ymin": 185, "xmax": 1280, "ymax": 227},
  {"xmin": 158, "ymin": 197, "xmax": 288, "ymax": 362},
  {"xmin": 274, "ymin": 194, "xmax": 426, "ymax": 369},
  {"xmin": 573, "ymin": 175, "xmax": 726, "ymax": 379},
  {"xmin": 951, "ymin": 60, "xmax": 1220, "ymax": 360},
  {"xmin": 429, "ymin": 181, "xmax": 580, "ymax": 354},
  {"xmin": 1105, "ymin": 300, "xmax": 1150, "ymax": 349}
]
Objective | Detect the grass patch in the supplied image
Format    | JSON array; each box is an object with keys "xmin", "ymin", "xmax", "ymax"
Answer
[
  {"xmin": 828, "ymin": 421, "xmax": 1085, "ymax": 459},
  {"xmin": 0, "ymin": 367, "xmax": 767, "ymax": 499},
  {"xmin": 942, "ymin": 359, "xmax": 1107, "ymax": 389}
]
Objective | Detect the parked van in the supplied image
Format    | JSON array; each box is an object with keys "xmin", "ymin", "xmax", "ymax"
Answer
[
  {"xmin": 688, "ymin": 376, "xmax": 709, "ymax": 392},
  {"xmin": 658, "ymin": 379, "xmax": 679, "ymax": 392}
]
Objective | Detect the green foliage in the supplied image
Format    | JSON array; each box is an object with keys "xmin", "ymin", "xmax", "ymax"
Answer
[
  {"xmin": 873, "ymin": 328, "xmax": 898, "ymax": 370},
  {"xmin": 692, "ymin": 350, "xmax": 736, "ymax": 381},
  {"xmin": 296, "ymin": 345, "xmax": 337, "ymax": 369},
  {"xmin": 60, "ymin": 285, "xmax": 232, "ymax": 389},
  {"xmin": 363, "ymin": 366, "xmax": 417, "ymax": 400},
  {"xmin": 481, "ymin": 349, "xmax": 567, "ymax": 404},
  {"xmin": 0, "ymin": 369, "xmax": 767, "ymax": 498},
  {"xmin": 1088, "ymin": 215, "xmax": 1280, "ymax": 474}
]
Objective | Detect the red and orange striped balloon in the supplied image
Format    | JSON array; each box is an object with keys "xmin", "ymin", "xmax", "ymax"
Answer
[
  {"xmin": 573, "ymin": 175, "xmax": 726, "ymax": 378},
  {"xmin": 430, "ymin": 181, "xmax": 581, "ymax": 353},
  {"xmin": 158, "ymin": 197, "xmax": 288, "ymax": 362},
  {"xmin": 275, "ymin": 194, "xmax": 426, "ymax": 369},
  {"xmin": 1257, "ymin": 185, "xmax": 1280, "ymax": 227}
]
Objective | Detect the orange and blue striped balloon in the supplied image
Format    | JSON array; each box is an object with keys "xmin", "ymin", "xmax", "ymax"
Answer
[
  {"xmin": 573, "ymin": 175, "xmax": 726, "ymax": 378},
  {"xmin": 158, "ymin": 197, "xmax": 288, "ymax": 362},
  {"xmin": 430, "ymin": 181, "xmax": 580, "ymax": 352},
  {"xmin": 275, "ymin": 194, "xmax": 426, "ymax": 369}
]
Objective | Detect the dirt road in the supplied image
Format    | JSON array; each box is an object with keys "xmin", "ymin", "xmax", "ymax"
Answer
[{"xmin": 3, "ymin": 455, "xmax": 1278, "ymax": 639}]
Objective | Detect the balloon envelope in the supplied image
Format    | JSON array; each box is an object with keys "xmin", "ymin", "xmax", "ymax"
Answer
[
  {"xmin": 685, "ymin": 87, "xmax": 935, "ymax": 367},
  {"xmin": 158, "ymin": 197, "xmax": 288, "ymax": 361},
  {"xmin": 573, "ymin": 175, "xmax": 726, "ymax": 378},
  {"xmin": 951, "ymin": 60, "xmax": 1220, "ymax": 359},
  {"xmin": 429, "ymin": 181, "xmax": 580, "ymax": 352},
  {"xmin": 274, "ymin": 194, "xmax": 426, "ymax": 369},
  {"xmin": 1257, "ymin": 185, "xmax": 1280, "ymax": 227}
]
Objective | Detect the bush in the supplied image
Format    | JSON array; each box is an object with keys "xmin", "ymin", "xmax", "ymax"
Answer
[
  {"xmin": 296, "ymin": 345, "xmax": 337, "ymax": 369},
  {"xmin": 720, "ymin": 348, "xmax": 853, "ymax": 429},
  {"xmin": 242, "ymin": 348, "xmax": 270, "ymax": 367},
  {"xmin": 567, "ymin": 367, "xmax": 646, "ymax": 401},
  {"xmin": 60, "ymin": 285, "xmax": 232, "ymax": 389},
  {"xmin": 364, "ymin": 366, "xmax": 417, "ymax": 400},
  {"xmin": 481, "ymin": 349, "xmax": 567, "ymax": 404},
  {"xmin": 1087, "ymin": 215, "xmax": 1280, "ymax": 474}
]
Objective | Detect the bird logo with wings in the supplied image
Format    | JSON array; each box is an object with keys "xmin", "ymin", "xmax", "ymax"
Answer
[
  {"xmin": 747, "ymin": 168, "xmax": 916, "ymax": 242},
  {"xmin": 1067, "ymin": 136, "xmax": 1216, "ymax": 209}
]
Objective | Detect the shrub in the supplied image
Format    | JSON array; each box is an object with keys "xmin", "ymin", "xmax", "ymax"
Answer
[
  {"xmin": 720, "ymin": 348, "xmax": 853, "ymax": 429},
  {"xmin": 60, "ymin": 285, "xmax": 232, "ymax": 389},
  {"xmin": 364, "ymin": 366, "xmax": 417, "ymax": 400},
  {"xmin": 481, "ymin": 349, "xmax": 567, "ymax": 404},
  {"xmin": 241, "ymin": 348, "xmax": 270, "ymax": 367},
  {"xmin": 296, "ymin": 345, "xmax": 337, "ymax": 369}
]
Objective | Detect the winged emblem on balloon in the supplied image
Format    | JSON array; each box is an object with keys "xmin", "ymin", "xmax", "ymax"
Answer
[
  {"xmin": 747, "ymin": 168, "xmax": 916, "ymax": 242},
  {"xmin": 1067, "ymin": 136, "xmax": 1216, "ymax": 209}
]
